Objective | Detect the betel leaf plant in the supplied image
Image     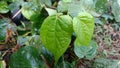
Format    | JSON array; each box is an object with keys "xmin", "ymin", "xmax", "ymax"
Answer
[
  {"xmin": 0, "ymin": 0, "xmax": 99, "ymax": 68},
  {"xmin": 40, "ymin": 11, "xmax": 95, "ymax": 62}
]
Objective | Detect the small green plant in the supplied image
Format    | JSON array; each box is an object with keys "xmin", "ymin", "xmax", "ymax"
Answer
[{"xmin": 1, "ymin": 0, "xmax": 120, "ymax": 68}]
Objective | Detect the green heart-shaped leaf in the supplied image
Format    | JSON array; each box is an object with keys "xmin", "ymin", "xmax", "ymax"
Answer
[
  {"xmin": 40, "ymin": 14, "xmax": 73, "ymax": 62},
  {"xmin": 73, "ymin": 12, "xmax": 94, "ymax": 46}
]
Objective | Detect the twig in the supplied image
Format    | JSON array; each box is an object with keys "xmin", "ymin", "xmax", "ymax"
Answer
[
  {"xmin": 50, "ymin": 58, "xmax": 54, "ymax": 67},
  {"xmin": 0, "ymin": 14, "xmax": 5, "ymax": 18},
  {"xmin": 41, "ymin": 54, "xmax": 51, "ymax": 68},
  {"xmin": 12, "ymin": 9, "xmax": 22, "ymax": 19}
]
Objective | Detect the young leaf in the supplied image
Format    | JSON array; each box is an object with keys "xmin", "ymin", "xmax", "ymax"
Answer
[
  {"xmin": 40, "ymin": 14, "xmax": 73, "ymax": 62},
  {"xmin": 73, "ymin": 12, "xmax": 94, "ymax": 46}
]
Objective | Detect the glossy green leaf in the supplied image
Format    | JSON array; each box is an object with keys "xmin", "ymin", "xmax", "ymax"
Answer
[
  {"xmin": 21, "ymin": 2, "xmax": 41, "ymax": 20},
  {"xmin": 57, "ymin": 0, "xmax": 95, "ymax": 17},
  {"xmin": 0, "ymin": 61, "xmax": 4, "ymax": 68},
  {"xmin": 0, "ymin": 1, "xmax": 9, "ymax": 13},
  {"xmin": 74, "ymin": 40, "xmax": 98, "ymax": 59},
  {"xmin": 21, "ymin": 8, "xmax": 36, "ymax": 20},
  {"xmin": 9, "ymin": 2, "xmax": 20, "ymax": 13},
  {"xmin": 30, "ymin": 8, "xmax": 48, "ymax": 34},
  {"xmin": 45, "ymin": 7, "xmax": 57, "ymax": 16},
  {"xmin": 73, "ymin": 12, "xmax": 94, "ymax": 46},
  {"xmin": 57, "ymin": 1, "xmax": 69, "ymax": 12},
  {"xmin": 39, "ymin": 0, "xmax": 52, "ymax": 7},
  {"xmin": 9, "ymin": 46, "xmax": 46, "ymax": 68},
  {"xmin": 62, "ymin": 0, "xmax": 72, "ymax": 3},
  {"xmin": 21, "ymin": 0, "xmax": 51, "ymax": 21},
  {"xmin": 95, "ymin": 0, "xmax": 108, "ymax": 14},
  {"xmin": 112, "ymin": 0, "xmax": 120, "ymax": 22},
  {"xmin": 40, "ymin": 14, "xmax": 73, "ymax": 62},
  {"xmin": 8, "ymin": 0, "xmax": 24, "ymax": 13},
  {"xmin": 29, "ymin": 0, "xmax": 52, "ymax": 7},
  {"xmin": 70, "ymin": 0, "xmax": 95, "ymax": 17}
]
